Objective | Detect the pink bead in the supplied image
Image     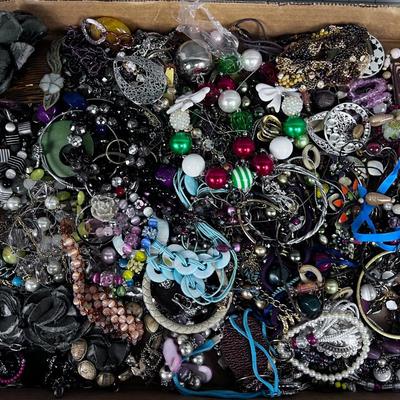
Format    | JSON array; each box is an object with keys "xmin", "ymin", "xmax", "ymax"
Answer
[
  {"xmin": 94, "ymin": 300, "xmax": 102, "ymax": 309},
  {"xmin": 95, "ymin": 227, "xmax": 104, "ymax": 237},
  {"xmin": 120, "ymin": 323, "xmax": 128, "ymax": 332},
  {"xmin": 111, "ymin": 315, "xmax": 119, "ymax": 324},
  {"xmin": 92, "ymin": 272, "xmax": 100, "ymax": 284},
  {"xmin": 117, "ymin": 307, "xmax": 125, "ymax": 316}
]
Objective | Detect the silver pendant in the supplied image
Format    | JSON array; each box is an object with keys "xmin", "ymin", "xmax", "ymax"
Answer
[{"xmin": 113, "ymin": 53, "xmax": 166, "ymax": 105}]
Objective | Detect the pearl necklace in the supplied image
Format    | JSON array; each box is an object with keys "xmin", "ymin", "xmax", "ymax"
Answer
[{"xmin": 285, "ymin": 313, "xmax": 370, "ymax": 382}]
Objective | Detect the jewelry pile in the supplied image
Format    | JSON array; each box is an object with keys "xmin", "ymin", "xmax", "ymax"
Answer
[{"xmin": 3, "ymin": 2, "xmax": 400, "ymax": 396}]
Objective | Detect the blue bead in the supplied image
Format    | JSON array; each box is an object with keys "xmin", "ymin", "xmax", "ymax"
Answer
[
  {"xmin": 119, "ymin": 258, "xmax": 128, "ymax": 268},
  {"xmin": 148, "ymin": 218, "xmax": 158, "ymax": 228},
  {"xmin": 63, "ymin": 92, "xmax": 87, "ymax": 110},
  {"xmin": 126, "ymin": 280, "xmax": 134, "ymax": 287},
  {"xmin": 95, "ymin": 125, "xmax": 108, "ymax": 135},
  {"xmin": 12, "ymin": 276, "xmax": 23, "ymax": 287},
  {"xmin": 141, "ymin": 237, "xmax": 151, "ymax": 249}
]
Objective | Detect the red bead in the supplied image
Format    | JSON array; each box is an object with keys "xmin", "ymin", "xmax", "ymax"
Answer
[
  {"xmin": 205, "ymin": 167, "xmax": 228, "ymax": 189},
  {"xmin": 232, "ymin": 137, "xmax": 255, "ymax": 159},
  {"xmin": 251, "ymin": 153, "xmax": 274, "ymax": 176},
  {"xmin": 258, "ymin": 62, "xmax": 278, "ymax": 85},
  {"xmin": 217, "ymin": 76, "xmax": 237, "ymax": 91},
  {"xmin": 198, "ymin": 83, "xmax": 220, "ymax": 107},
  {"xmin": 115, "ymin": 186, "xmax": 126, "ymax": 197}
]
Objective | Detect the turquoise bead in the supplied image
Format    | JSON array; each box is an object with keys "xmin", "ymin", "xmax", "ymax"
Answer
[{"xmin": 12, "ymin": 276, "xmax": 24, "ymax": 287}]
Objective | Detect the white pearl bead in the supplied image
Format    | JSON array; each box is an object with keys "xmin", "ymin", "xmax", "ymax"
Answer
[
  {"xmin": 182, "ymin": 154, "xmax": 205, "ymax": 177},
  {"xmin": 25, "ymin": 277, "xmax": 40, "ymax": 292},
  {"xmin": 269, "ymin": 136, "xmax": 293, "ymax": 160},
  {"xmin": 47, "ymin": 259, "xmax": 62, "ymax": 275},
  {"xmin": 143, "ymin": 206, "xmax": 154, "ymax": 217},
  {"xmin": 391, "ymin": 48, "xmax": 400, "ymax": 59},
  {"xmin": 45, "ymin": 195, "xmax": 59, "ymax": 210},
  {"xmin": 37, "ymin": 216, "xmax": 51, "ymax": 231},
  {"xmin": 6, "ymin": 196, "xmax": 21, "ymax": 211},
  {"xmin": 218, "ymin": 90, "xmax": 241, "ymax": 113},
  {"xmin": 281, "ymin": 95, "xmax": 303, "ymax": 116},
  {"xmin": 240, "ymin": 49, "xmax": 263, "ymax": 72}
]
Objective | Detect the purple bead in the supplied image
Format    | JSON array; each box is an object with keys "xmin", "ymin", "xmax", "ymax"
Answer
[
  {"xmin": 123, "ymin": 243, "xmax": 133, "ymax": 255},
  {"xmin": 348, "ymin": 78, "xmax": 391, "ymax": 109},
  {"xmin": 36, "ymin": 104, "xmax": 60, "ymax": 124},
  {"xmin": 216, "ymin": 243, "xmax": 230, "ymax": 252},
  {"xmin": 155, "ymin": 165, "xmax": 177, "ymax": 188},
  {"xmin": 92, "ymin": 272, "xmax": 100, "ymax": 284},
  {"xmin": 233, "ymin": 242, "xmax": 241, "ymax": 252},
  {"xmin": 101, "ymin": 247, "xmax": 117, "ymax": 265},
  {"xmin": 366, "ymin": 143, "xmax": 382, "ymax": 155},
  {"xmin": 367, "ymin": 346, "xmax": 382, "ymax": 360},
  {"xmin": 227, "ymin": 207, "xmax": 236, "ymax": 216},
  {"xmin": 114, "ymin": 275, "xmax": 123, "ymax": 285},
  {"xmin": 100, "ymin": 271, "xmax": 114, "ymax": 287},
  {"xmin": 291, "ymin": 217, "xmax": 301, "ymax": 226},
  {"xmin": 130, "ymin": 216, "xmax": 141, "ymax": 226},
  {"xmin": 382, "ymin": 340, "xmax": 400, "ymax": 354},
  {"xmin": 131, "ymin": 226, "xmax": 142, "ymax": 235},
  {"xmin": 306, "ymin": 333, "xmax": 318, "ymax": 346},
  {"xmin": 113, "ymin": 227, "xmax": 122, "ymax": 236},
  {"xmin": 103, "ymin": 226, "xmax": 114, "ymax": 236}
]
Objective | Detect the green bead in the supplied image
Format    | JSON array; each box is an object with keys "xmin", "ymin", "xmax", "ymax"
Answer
[
  {"xmin": 77, "ymin": 191, "xmax": 86, "ymax": 206},
  {"xmin": 294, "ymin": 134, "xmax": 309, "ymax": 149},
  {"xmin": 304, "ymin": 172, "xmax": 319, "ymax": 186},
  {"xmin": 2, "ymin": 246, "xmax": 24, "ymax": 265},
  {"xmin": 30, "ymin": 168, "xmax": 45, "ymax": 181},
  {"xmin": 231, "ymin": 166, "xmax": 254, "ymax": 191},
  {"xmin": 298, "ymin": 294, "xmax": 321, "ymax": 318},
  {"xmin": 57, "ymin": 191, "xmax": 71, "ymax": 201},
  {"xmin": 217, "ymin": 55, "xmax": 241, "ymax": 74},
  {"xmin": 283, "ymin": 116, "xmax": 307, "ymax": 138},
  {"xmin": 116, "ymin": 285, "xmax": 127, "ymax": 297},
  {"xmin": 169, "ymin": 132, "xmax": 192, "ymax": 155},
  {"xmin": 230, "ymin": 110, "xmax": 253, "ymax": 132}
]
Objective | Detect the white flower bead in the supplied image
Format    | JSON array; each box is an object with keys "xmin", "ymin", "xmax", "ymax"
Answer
[{"xmin": 169, "ymin": 110, "xmax": 191, "ymax": 131}]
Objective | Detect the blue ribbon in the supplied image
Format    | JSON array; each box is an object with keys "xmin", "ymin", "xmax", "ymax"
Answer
[{"xmin": 352, "ymin": 159, "xmax": 400, "ymax": 251}]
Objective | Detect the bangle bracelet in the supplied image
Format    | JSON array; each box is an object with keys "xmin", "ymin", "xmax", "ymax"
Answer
[
  {"xmin": 142, "ymin": 273, "xmax": 232, "ymax": 334},
  {"xmin": 0, "ymin": 352, "xmax": 26, "ymax": 385}
]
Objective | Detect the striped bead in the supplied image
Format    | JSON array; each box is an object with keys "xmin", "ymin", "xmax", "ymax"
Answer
[{"xmin": 231, "ymin": 166, "xmax": 254, "ymax": 191}]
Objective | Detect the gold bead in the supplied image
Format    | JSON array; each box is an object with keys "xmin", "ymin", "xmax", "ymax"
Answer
[{"xmin": 254, "ymin": 245, "xmax": 267, "ymax": 258}]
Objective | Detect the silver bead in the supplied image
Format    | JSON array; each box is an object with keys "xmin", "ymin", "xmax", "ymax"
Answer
[
  {"xmin": 53, "ymin": 273, "xmax": 64, "ymax": 283},
  {"xmin": 95, "ymin": 115, "xmax": 107, "ymax": 125},
  {"xmin": 160, "ymin": 367, "xmax": 173, "ymax": 382},
  {"xmin": 373, "ymin": 365, "xmax": 392, "ymax": 382},
  {"xmin": 191, "ymin": 128, "xmax": 202, "ymax": 139},
  {"xmin": 319, "ymin": 234, "xmax": 328, "ymax": 245},
  {"xmin": 177, "ymin": 40, "xmax": 213, "ymax": 78},
  {"xmin": 191, "ymin": 354, "xmax": 204, "ymax": 365},
  {"xmin": 25, "ymin": 277, "xmax": 39, "ymax": 292},
  {"xmin": 254, "ymin": 245, "xmax": 267, "ymax": 258},
  {"xmin": 190, "ymin": 376, "xmax": 201, "ymax": 390},
  {"xmin": 241, "ymin": 96, "xmax": 251, "ymax": 108},
  {"xmin": 255, "ymin": 299, "xmax": 266, "ymax": 309},
  {"xmin": 266, "ymin": 207, "xmax": 277, "ymax": 218},
  {"xmin": 289, "ymin": 250, "xmax": 301, "ymax": 263},
  {"xmin": 177, "ymin": 335, "xmax": 188, "ymax": 345},
  {"xmin": 241, "ymin": 290, "xmax": 253, "ymax": 300},
  {"xmin": 180, "ymin": 341, "xmax": 194, "ymax": 357},
  {"xmin": 46, "ymin": 259, "xmax": 62, "ymax": 275},
  {"xmin": 86, "ymin": 105, "xmax": 98, "ymax": 115}
]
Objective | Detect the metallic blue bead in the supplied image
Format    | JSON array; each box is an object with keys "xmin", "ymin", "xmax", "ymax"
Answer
[
  {"xmin": 119, "ymin": 258, "xmax": 128, "ymax": 268},
  {"xmin": 12, "ymin": 276, "xmax": 23, "ymax": 287},
  {"xmin": 63, "ymin": 92, "xmax": 87, "ymax": 110},
  {"xmin": 141, "ymin": 237, "xmax": 151, "ymax": 249},
  {"xmin": 126, "ymin": 280, "xmax": 134, "ymax": 287},
  {"xmin": 148, "ymin": 218, "xmax": 158, "ymax": 228}
]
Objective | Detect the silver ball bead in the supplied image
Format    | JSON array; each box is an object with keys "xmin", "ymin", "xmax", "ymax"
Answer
[
  {"xmin": 177, "ymin": 335, "xmax": 188, "ymax": 345},
  {"xmin": 160, "ymin": 367, "xmax": 173, "ymax": 382},
  {"xmin": 46, "ymin": 259, "xmax": 62, "ymax": 275},
  {"xmin": 241, "ymin": 290, "xmax": 253, "ymax": 300},
  {"xmin": 25, "ymin": 277, "xmax": 39, "ymax": 292},
  {"xmin": 53, "ymin": 273, "xmax": 65, "ymax": 283},
  {"xmin": 266, "ymin": 207, "xmax": 277, "ymax": 218},
  {"xmin": 254, "ymin": 245, "xmax": 267, "ymax": 258},
  {"xmin": 177, "ymin": 40, "xmax": 213, "ymax": 78},
  {"xmin": 190, "ymin": 376, "xmax": 201, "ymax": 390},
  {"xmin": 373, "ymin": 366, "xmax": 392, "ymax": 382},
  {"xmin": 191, "ymin": 354, "xmax": 204, "ymax": 366},
  {"xmin": 180, "ymin": 342, "xmax": 194, "ymax": 357},
  {"xmin": 191, "ymin": 128, "xmax": 203, "ymax": 139}
]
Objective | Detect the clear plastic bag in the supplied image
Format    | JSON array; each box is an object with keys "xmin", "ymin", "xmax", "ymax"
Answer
[{"xmin": 176, "ymin": 0, "xmax": 239, "ymax": 58}]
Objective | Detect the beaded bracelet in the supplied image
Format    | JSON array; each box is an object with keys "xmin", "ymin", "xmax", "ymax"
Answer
[{"xmin": 0, "ymin": 352, "xmax": 26, "ymax": 385}]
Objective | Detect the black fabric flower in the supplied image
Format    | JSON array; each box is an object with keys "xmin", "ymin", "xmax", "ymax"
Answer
[
  {"xmin": 0, "ymin": 11, "xmax": 47, "ymax": 94},
  {"xmin": 0, "ymin": 287, "xmax": 24, "ymax": 349},
  {"xmin": 22, "ymin": 286, "xmax": 89, "ymax": 353},
  {"xmin": 85, "ymin": 330, "xmax": 129, "ymax": 372}
]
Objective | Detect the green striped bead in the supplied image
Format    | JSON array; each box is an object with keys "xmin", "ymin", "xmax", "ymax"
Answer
[{"xmin": 231, "ymin": 166, "xmax": 254, "ymax": 191}]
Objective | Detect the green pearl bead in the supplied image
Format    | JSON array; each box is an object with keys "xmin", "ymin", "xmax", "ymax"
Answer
[
  {"xmin": 169, "ymin": 132, "xmax": 192, "ymax": 155},
  {"xmin": 217, "ymin": 55, "xmax": 241, "ymax": 74},
  {"xmin": 230, "ymin": 110, "xmax": 253, "ymax": 132},
  {"xmin": 294, "ymin": 134, "xmax": 310, "ymax": 149},
  {"xmin": 298, "ymin": 294, "xmax": 321, "ymax": 318},
  {"xmin": 283, "ymin": 116, "xmax": 307, "ymax": 138},
  {"xmin": 304, "ymin": 172, "xmax": 319, "ymax": 187},
  {"xmin": 116, "ymin": 285, "xmax": 127, "ymax": 297}
]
